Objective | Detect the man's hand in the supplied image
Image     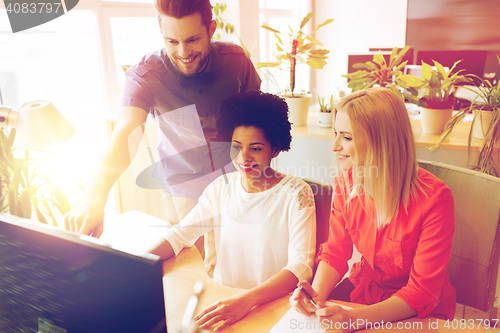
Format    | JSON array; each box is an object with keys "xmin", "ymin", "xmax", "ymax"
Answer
[
  {"xmin": 63, "ymin": 198, "xmax": 105, "ymax": 237},
  {"xmin": 194, "ymin": 292, "xmax": 254, "ymax": 332}
]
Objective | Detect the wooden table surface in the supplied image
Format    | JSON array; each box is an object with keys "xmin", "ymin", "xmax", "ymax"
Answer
[{"xmin": 162, "ymin": 246, "xmax": 486, "ymax": 333}]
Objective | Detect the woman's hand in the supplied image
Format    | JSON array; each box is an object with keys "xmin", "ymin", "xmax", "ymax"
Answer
[
  {"xmin": 316, "ymin": 301, "xmax": 356, "ymax": 333},
  {"xmin": 289, "ymin": 280, "xmax": 321, "ymax": 316},
  {"xmin": 194, "ymin": 292, "xmax": 254, "ymax": 332}
]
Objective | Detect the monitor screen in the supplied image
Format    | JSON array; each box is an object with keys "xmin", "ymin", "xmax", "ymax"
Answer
[{"xmin": 0, "ymin": 213, "xmax": 166, "ymax": 333}]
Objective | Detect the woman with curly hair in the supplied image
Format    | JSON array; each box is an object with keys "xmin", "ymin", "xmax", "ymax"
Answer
[{"xmin": 149, "ymin": 91, "xmax": 316, "ymax": 331}]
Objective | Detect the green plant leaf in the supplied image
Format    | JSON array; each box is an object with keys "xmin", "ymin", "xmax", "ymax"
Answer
[
  {"xmin": 397, "ymin": 74, "xmax": 426, "ymax": 88},
  {"xmin": 255, "ymin": 62, "xmax": 280, "ymax": 69},
  {"xmin": 305, "ymin": 36, "xmax": 322, "ymax": 46},
  {"xmin": 352, "ymin": 63, "xmax": 368, "ymax": 69},
  {"xmin": 433, "ymin": 60, "xmax": 447, "ymax": 76},
  {"xmin": 448, "ymin": 60, "xmax": 462, "ymax": 74},
  {"xmin": 389, "ymin": 47, "xmax": 398, "ymax": 63},
  {"xmin": 298, "ymin": 43, "xmax": 314, "ymax": 53},
  {"xmin": 8, "ymin": 183, "xmax": 16, "ymax": 215},
  {"xmin": 39, "ymin": 196, "xmax": 56, "ymax": 224},
  {"xmin": 261, "ymin": 23, "xmax": 281, "ymax": 34},
  {"xmin": 388, "ymin": 85, "xmax": 405, "ymax": 100},
  {"xmin": 311, "ymin": 18, "xmax": 334, "ymax": 34},
  {"xmin": 307, "ymin": 53, "xmax": 328, "ymax": 60},
  {"xmin": 43, "ymin": 176, "xmax": 71, "ymax": 214},
  {"xmin": 7, "ymin": 128, "xmax": 16, "ymax": 150},
  {"xmin": 421, "ymin": 61, "xmax": 432, "ymax": 80},
  {"xmin": 19, "ymin": 190, "xmax": 31, "ymax": 219},
  {"xmin": 31, "ymin": 196, "xmax": 47, "ymax": 224},
  {"xmin": 372, "ymin": 53, "xmax": 386, "ymax": 66},
  {"xmin": 300, "ymin": 12, "xmax": 313, "ymax": 29},
  {"xmin": 365, "ymin": 62, "xmax": 378, "ymax": 71},
  {"xmin": 395, "ymin": 60, "xmax": 408, "ymax": 71},
  {"xmin": 391, "ymin": 46, "xmax": 411, "ymax": 66},
  {"xmin": 402, "ymin": 93, "xmax": 420, "ymax": 105},
  {"xmin": 309, "ymin": 49, "xmax": 329, "ymax": 55},
  {"xmin": 343, "ymin": 71, "xmax": 369, "ymax": 79},
  {"xmin": 306, "ymin": 59, "xmax": 327, "ymax": 69}
]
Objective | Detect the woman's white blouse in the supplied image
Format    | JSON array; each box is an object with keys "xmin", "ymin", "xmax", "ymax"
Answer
[{"xmin": 163, "ymin": 172, "xmax": 316, "ymax": 289}]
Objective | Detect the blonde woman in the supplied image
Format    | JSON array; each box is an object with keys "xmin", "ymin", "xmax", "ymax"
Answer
[{"xmin": 290, "ymin": 87, "xmax": 456, "ymax": 331}]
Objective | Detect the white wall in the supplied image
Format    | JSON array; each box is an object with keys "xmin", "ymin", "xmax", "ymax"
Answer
[{"xmin": 313, "ymin": 0, "xmax": 408, "ymax": 98}]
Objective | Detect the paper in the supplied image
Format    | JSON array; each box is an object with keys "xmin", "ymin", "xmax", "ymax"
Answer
[
  {"xmin": 99, "ymin": 210, "xmax": 171, "ymax": 256},
  {"xmin": 271, "ymin": 303, "xmax": 353, "ymax": 333}
]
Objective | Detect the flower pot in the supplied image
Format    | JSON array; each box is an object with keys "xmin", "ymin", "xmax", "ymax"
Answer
[
  {"xmin": 281, "ymin": 94, "xmax": 311, "ymax": 126},
  {"xmin": 419, "ymin": 99, "xmax": 454, "ymax": 135},
  {"xmin": 318, "ymin": 111, "xmax": 333, "ymax": 128},
  {"xmin": 472, "ymin": 110, "xmax": 495, "ymax": 140}
]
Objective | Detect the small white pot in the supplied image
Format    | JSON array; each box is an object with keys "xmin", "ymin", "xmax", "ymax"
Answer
[
  {"xmin": 318, "ymin": 111, "xmax": 333, "ymax": 128},
  {"xmin": 420, "ymin": 107, "xmax": 453, "ymax": 135},
  {"xmin": 472, "ymin": 110, "xmax": 495, "ymax": 139},
  {"xmin": 281, "ymin": 94, "xmax": 312, "ymax": 126}
]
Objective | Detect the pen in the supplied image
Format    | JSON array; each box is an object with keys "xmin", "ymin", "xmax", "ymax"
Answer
[{"xmin": 297, "ymin": 285, "xmax": 321, "ymax": 309}]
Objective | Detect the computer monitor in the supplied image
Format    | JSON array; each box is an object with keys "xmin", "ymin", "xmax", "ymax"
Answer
[{"xmin": 0, "ymin": 213, "xmax": 166, "ymax": 333}]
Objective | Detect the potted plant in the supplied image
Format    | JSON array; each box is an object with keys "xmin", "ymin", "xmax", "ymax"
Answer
[
  {"xmin": 257, "ymin": 12, "xmax": 333, "ymax": 126},
  {"xmin": 429, "ymin": 57, "xmax": 500, "ymax": 176},
  {"xmin": 397, "ymin": 60, "xmax": 472, "ymax": 134},
  {"xmin": 317, "ymin": 95, "xmax": 333, "ymax": 128},
  {"xmin": 342, "ymin": 46, "xmax": 411, "ymax": 95},
  {"xmin": 0, "ymin": 128, "xmax": 72, "ymax": 225}
]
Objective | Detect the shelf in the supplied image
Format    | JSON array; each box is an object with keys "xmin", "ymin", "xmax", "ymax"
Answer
[{"xmin": 292, "ymin": 113, "xmax": 484, "ymax": 152}]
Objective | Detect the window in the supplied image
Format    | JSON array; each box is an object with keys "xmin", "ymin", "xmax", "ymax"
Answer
[
  {"xmin": 0, "ymin": 0, "xmax": 311, "ymax": 218},
  {"xmin": 0, "ymin": 0, "xmax": 157, "ymax": 214},
  {"xmin": 0, "ymin": 8, "xmax": 107, "ymax": 208},
  {"xmin": 258, "ymin": 0, "xmax": 312, "ymax": 94}
]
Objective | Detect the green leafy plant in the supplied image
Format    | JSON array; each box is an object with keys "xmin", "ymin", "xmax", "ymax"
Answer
[
  {"xmin": 429, "ymin": 59, "xmax": 500, "ymax": 176},
  {"xmin": 343, "ymin": 46, "xmax": 411, "ymax": 95},
  {"xmin": 318, "ymin": 95, "xmax": 333, "ymax": 113},
  {"xmin": 0, "ymin": 128, "xmax": 72, "ymax": 225},
  {"xmin": 213, "ymin": 3, "xmax": 251, "ymax": 57},
  {"xmin": 257, "ymin": 12, "xmax": 333, "ymax": 97},
  {"xmin": 397, "ymin": 60, "xmax": 472, "ymax": 106}
]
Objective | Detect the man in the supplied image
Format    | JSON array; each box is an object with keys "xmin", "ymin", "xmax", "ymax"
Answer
[{"xmin": 63, "ymin": 0, "xmax": 261, "ymax": 259}]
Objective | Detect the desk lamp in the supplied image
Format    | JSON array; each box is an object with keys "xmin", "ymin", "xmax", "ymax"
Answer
[
  {"xmin": 0, "ymin": 100, "xmax": 76, "ymax": 149},
  {"xmin": 0, "ymin": 100, "xmax": 76, "ymax": 223}
]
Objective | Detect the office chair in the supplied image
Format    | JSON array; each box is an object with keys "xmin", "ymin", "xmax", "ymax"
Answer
[
  {"xmin": 303, "ymin": 179, "xmax": 333, "ymax": 256},
  {"xmin": 418, "ymin": 160, "xmax": 500, "ymax": 316}
]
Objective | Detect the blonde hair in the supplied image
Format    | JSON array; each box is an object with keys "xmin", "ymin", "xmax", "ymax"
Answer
[{"xmin": 335, "ymin": 87, "xmax": 419, "ymax": 227}]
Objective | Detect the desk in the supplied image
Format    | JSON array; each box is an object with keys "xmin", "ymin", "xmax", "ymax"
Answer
[{"xmin": 162, "ymin": 246, "xmax": 485, "ymax": 333}]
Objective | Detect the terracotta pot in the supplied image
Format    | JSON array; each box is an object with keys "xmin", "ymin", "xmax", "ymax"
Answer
[
  {"xmin": 318, "ymin": 111, "xmax": 333, "ymax": 128},
  {"xmin": 281, "ymin": 94, "xmax": 311, "ymax": 126},
  {"xmin": 472, "ymin": 110, "xmax": 495, "ymax": 140},
  {"xmin": 419, "ymin": 99, "xmax": 454, "ymax": 135}
]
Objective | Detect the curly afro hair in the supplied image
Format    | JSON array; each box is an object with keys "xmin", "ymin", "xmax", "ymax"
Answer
[{"xmin": 216, "ymin": 91, "xmax": 292, "ymax": 152}]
